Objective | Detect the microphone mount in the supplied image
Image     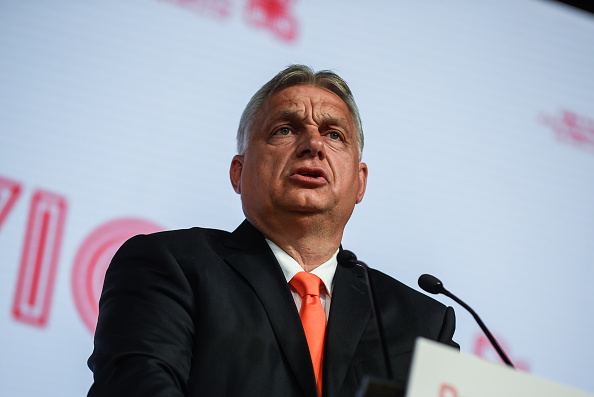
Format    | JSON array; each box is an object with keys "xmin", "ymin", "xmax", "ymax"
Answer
[
  {"xmin": 418, "ymin": 274, "xmax": 515, "ymax": 368},
  {"xmin": 338, "ymin": 250, "xmax": 393, "ymax": 381}
]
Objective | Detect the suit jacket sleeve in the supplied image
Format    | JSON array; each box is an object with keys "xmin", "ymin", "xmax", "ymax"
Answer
[{"xmin": 87, "ymin": 233, "xmax": 196, "ymax": 397}]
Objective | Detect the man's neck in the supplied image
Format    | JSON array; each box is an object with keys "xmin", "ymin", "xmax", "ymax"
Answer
[{"xmin": 248, "ymin": 213, "xmax": 344, "ymax": 272}]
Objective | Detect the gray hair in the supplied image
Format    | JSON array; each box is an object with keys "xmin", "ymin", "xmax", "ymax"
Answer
[{"xmin": 237, "ymin": 65, "xmax": 364, "ymax": 160}]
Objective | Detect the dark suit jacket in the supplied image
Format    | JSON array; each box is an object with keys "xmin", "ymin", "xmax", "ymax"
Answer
[{"xmin": 88, "ymin": 220, "xmax": 457, "ymax": 397}]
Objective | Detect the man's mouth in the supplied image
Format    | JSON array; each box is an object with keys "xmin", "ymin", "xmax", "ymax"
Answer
[
  {"xmin": 298, "ymin": 171, "xmax": 322, "ymax": 178},
  {"xmin": 291, "ymin": 167, "xmax": 327, "ymax": 183}
]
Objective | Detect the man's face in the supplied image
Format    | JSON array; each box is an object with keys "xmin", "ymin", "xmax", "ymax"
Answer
[{"xmin": 230, "ymin": 85, "xmax": 368, "ymax": 226}]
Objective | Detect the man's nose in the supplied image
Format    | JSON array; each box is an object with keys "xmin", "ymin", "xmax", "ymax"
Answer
[{"xmin": 296, "ymin": 128, "xmax": 326, "ymax": 159}]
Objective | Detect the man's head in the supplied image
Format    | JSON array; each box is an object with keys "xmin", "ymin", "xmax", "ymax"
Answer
[
  {"xmin": 230, "ymin": 65, "xmax": 368, "ymax": 237},
  {"xmin": 237, "ymin": 65, "xmax": 364, "ymax": 161}
]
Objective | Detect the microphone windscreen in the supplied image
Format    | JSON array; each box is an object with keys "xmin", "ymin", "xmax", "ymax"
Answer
[
  {"xmin": 337, "ymin": 249, "xmax": 357, "ymax": 267},
  {"xmin": 418, "ymin": 274, "xmax": 444, "ymax": 294}
]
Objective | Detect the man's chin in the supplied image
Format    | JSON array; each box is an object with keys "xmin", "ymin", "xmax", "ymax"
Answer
[
  {"xmin": 275, "ymin": 191, "xmax": 330, "ymax": 209},
  {"xmin": 276, "ymin": 199, "xmax": 336, "ymax": 217}
]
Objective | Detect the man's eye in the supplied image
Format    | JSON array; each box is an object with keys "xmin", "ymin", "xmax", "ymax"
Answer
[
  {"xmin": 276, "ymin": 127, "xmax": 292, "ymax": 136},
  {"xmin": 328, "ymin": 132, "xmax": 341, "ymax": 140}
]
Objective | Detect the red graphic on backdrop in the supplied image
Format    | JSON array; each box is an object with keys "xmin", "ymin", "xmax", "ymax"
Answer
[
  {"xmin": 72, "ymin": 218, "xmax": 163, "ymax": 333},
  {"xmin": 540, "ymin": 109, "xmax": 594, "ymax": 152},
  {"xmin": 160, "ymin": 0, "xmax": 299, "ymax": 42},
  {"xmin": 160, "ymin": 0, "xmax": 232, "ymax": 19},
  {"xmin": 12, "ymin": 190, "xmax": 67, "ymax": 327},
  {"xmin": 0, "ymin": 176, "xmax": 22, "ymax": 230},
  {"xmin": 473, "ymin": 333, "xmax": 530, "ymax": 371},
  {"xmin": 245, "ymin": 0, "xmax": 298, "ymax": 42},
  {"xmin": 439, "ymin": 384, "xmax": 459, "ymax": 397}
]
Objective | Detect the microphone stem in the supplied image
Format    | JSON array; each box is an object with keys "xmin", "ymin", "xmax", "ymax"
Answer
[
  {"xmin": 443, "ymin": 289, "xmax": 515, "ymax": 368},
  {"xmin": 360, "ymin": 262, "xmax": 394, "ymax": 380}
]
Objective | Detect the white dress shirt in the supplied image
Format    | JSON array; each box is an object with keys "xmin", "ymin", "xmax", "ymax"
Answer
[{"xmin": 265, "ymin": 238, "xmax": 338, "ymax": 320}]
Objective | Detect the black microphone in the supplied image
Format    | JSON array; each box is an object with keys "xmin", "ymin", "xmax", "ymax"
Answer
[
  {"xmin": 418, "ymin": 274, "xmax": 515, "ymax": 368},
  {"xmin": 337, "ymin": 250, "xmax": 357, "ymax": 269},
  {"xmin": 338, "ymin": 250, "xmax": 393, "ymax": 380}
]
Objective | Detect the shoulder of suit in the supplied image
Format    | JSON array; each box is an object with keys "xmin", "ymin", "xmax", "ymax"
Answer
[
  {"xmin": 368, "ymin": 267, "xmax": 448, "ymax": 310},
  {"xmin": 123, "ymin": 226, "xmax": 232, "ymax": 255},
  {"xmin": 150, "ymin": 226, "xmax": 230, "ymax": 241}
]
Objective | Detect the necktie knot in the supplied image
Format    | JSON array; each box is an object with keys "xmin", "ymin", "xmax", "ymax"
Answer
[{"xmin": 290, "ymin": 271, "xmax": 322, "ymax": 298}]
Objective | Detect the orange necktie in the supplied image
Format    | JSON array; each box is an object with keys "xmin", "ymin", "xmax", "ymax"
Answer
[{"xmin": 290, "ymin": 272, "xmax": 326, "ymax": 397}]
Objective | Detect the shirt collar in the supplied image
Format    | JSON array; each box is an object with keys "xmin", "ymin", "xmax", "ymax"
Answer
[{"xmin": 265, "ymin": 238, "xmax": 338, "ymax": 296}]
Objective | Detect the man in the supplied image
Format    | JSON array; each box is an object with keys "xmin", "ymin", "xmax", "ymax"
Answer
[{"xmin": 88, "ymin": 65, "xmax": 457, "ymax": 397}]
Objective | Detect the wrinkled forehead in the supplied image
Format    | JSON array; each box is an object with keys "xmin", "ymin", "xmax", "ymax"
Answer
[{"xmin": 256, "ymin": 85, "xmax": 355, "ymax": 128}]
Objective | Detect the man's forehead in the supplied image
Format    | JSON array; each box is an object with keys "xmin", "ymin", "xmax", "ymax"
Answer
[
  {"xmin": 268, "ymin": 108, "xmax": 351, "ymax": 127},
  {"xmin": 263, "ymin": 85, "xmax": 352, "ymax": 123}
]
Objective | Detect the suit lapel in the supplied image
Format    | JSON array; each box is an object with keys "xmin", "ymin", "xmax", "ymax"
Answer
[
  {"xmin": 223, "ymin": 220, "xmax": 318, "ymax": 397},
  {"xmin": 323, "ymin": 263, "xmax": 371, "ymax": 397}
]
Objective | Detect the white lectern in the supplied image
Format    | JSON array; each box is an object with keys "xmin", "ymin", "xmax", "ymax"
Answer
[{"xmin": 406, "ymin": 338, "xmax": 593, "ymax": 397}]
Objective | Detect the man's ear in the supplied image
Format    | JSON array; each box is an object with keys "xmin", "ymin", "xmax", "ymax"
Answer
[
  {"xmin": 230, "ymin": 155, "xmax": 244, "ymax": 194},
  {"xmin": 356, "ymin": 162, "xmax": 368, "ymax": 204}
]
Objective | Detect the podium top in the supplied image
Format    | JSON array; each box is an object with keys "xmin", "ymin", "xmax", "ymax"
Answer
[{"xmin": 406, "ymin": 338, "xmax": 593, "ymax": 397}]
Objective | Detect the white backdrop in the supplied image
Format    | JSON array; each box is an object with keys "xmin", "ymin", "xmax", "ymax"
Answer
[{"xmin": 1, "ymin": 0, "xmax": 593, "ymax": 395}]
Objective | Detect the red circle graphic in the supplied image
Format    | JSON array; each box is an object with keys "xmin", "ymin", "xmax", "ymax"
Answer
[{"xmin": 71, "ymin": 218, "xmax": 163, "ymax": 334}]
